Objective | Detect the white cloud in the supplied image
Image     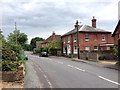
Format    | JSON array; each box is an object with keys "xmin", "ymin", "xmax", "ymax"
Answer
[{"xmin": 1, "ymin": 0, "xmax": 120, "ymax": 42}]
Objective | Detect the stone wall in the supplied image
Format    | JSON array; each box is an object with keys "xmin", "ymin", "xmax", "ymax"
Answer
[{"xmin": 2, "ymin": 64, "xmax": 25, "ymax": 82}]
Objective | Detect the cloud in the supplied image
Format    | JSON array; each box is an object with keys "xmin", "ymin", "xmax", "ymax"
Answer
[{"xmin": 1, "ymin": 0, "xmax": 119, "ymax": 43}]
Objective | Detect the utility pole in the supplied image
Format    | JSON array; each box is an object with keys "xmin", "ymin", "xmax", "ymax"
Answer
[
  {"xmin": 75, "ymin": 20, "xmax": 80, "ymax": 59},
  {"xmin": 14, "ymin": 22, "xmax": 18, "ymax": 44}
]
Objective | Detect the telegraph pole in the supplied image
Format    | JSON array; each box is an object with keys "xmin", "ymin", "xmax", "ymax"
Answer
[
  {"xmin": 14, "ymin": 22, "xmax": 18, "ymax": 44},
  {"xmin": 75, "ymin": 20, "xmax": 80, "ymax": 59}
]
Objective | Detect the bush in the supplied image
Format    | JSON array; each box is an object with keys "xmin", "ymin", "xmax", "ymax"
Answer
[
  {"xmin": 69, "ymin": 53, "xmax": 74, "ymax": 58},
  {"xmin": 2, "ymin": 41, "xmax": 23, "ymax": 71},
  {"xmin": 2, "ymin": 48, "xmax": 18, "ymax": 61},
  {"xmin": 2, "ymin": 60, "xmax": 19, "ymax": 71},
  {"xmin": 98, "ymin": 55, "xmax": 106, "ymax": 60}
]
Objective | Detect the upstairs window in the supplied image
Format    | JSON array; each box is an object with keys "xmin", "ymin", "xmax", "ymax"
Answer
[
  {"xmin": 74, "ymin": 34, "xmax": 77, "ymax": 42},
  {"xmin": 68, "ymin": 36, "xmax": 70, "ymax": 43},
  {"xmin": 85, "ymin": 34, "xmax": 89, "ymax": 41},
  {"xmin": 63, "ymin": 38, "xmax": 65, "ymax": 44},
  {"xmin": 102, "ymin": 34, "xmax": 105, "ymax": 41}
]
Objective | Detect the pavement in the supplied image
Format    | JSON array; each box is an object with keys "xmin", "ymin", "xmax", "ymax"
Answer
[{"xmin": 72, "ymin": 58, "xmax": 119, "ymax": 71}]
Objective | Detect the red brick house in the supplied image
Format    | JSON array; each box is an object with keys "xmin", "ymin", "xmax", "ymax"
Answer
[
  {"xmin": 36, "ymin": 32, "xmax": 61, "ymax": 48},
  {"xmin": 112, "ymin": 20, "xmax": 120, "ymax": 45},
  {"xmin": 61, "ymin": 17, "xmax": 113, "ymax": 55}
]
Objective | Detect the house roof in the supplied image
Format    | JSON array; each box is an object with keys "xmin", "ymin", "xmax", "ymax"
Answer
[
  {"xmin": 62, "ymin": 25, "xmax": 111, "ymax": 37},
  {"xmin": 112, "ymin": 20, "xmax": 120, "ymax": 37}
]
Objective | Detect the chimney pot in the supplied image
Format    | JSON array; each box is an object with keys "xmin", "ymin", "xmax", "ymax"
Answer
[{"xmin": 92, "ymin": 16, "xmax": 96, "ymax": 28}]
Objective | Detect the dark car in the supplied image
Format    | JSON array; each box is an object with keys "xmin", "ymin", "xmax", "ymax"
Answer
[{"xmin": 39, "ymin": 52, "xmax": 48, "ymax": 57}]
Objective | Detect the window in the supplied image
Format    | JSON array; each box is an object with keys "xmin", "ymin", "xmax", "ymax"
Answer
[
  {"xmin": 85, "ymin": 34, "xmax": 89, "ymax": 41},
  {"xmin": 94, "ymin": 35, "xmax": 97, "ymax": 41},
  {"xmin": 74, "ymin": 46, "xmax": 77, "ymax": 54},
  {"xmin": 68, "ymin": 36, "xmax": 70, "ymax": 43},
  {"xmin": 94, "ymin": 46, "xmax": 98, "ymax": 50},
  {"xmin": 63, "ymin": 47, "xmax": 66, "ymax": 54},
  {"xmin": 63, "ymin": 38, "xmax": 65, "ymax": 44},
  {"xmin": 74, "ymin": 34, "xmax": 77, "ymax": 42},
  {"xmin": 85, "ymin": 46, "xmax": 90, "ymax": 51},
  {"xmin": 102, "ymin": 34, "xmax": 105, "ymax": 41}
]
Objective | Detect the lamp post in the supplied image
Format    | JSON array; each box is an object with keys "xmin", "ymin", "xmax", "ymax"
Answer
[{"xmin": 75, "ymin": 20, "xmax": 80, "ymax": 59}]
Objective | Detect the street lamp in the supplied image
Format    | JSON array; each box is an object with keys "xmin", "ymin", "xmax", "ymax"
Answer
[{"xmin": 75, "ymin": 20, "xmax": 80, "ymax": 59}]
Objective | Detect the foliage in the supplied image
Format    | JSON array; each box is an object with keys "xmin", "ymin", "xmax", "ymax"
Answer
[
  {"xmin": 34, "ymin": 40, "xmax": 61, "ymax": 56},
  {"xmin": 2, "ymin": 48, "xmax": 18, "ymax": 61},
  {"xmin": 2, "ymin": 39, "xmax": 24, "ymax": 71},
  {"xmin": 47, "ymin": 40, "xmax": 61, "ymax": 55},
  {"xmin": 110, "ymin": 46, "xmax": 118, "ymax": 56},
  {"xmin": 23, "ymin": 44, "xmax": 32, "ymax": 51},
  {"xmin": 8, "ymin": 30, "xmax": 28, "ymax": 46},
  {"xmin": 30, "ymin": 37, "xmax": 44, "ymax": 50},
  {"xmin": 98, "ymin": 55, "xmax": 106, "ymax": 60},
  {"xmin": 2, "ymin": 60, "xmax": 19, "ymax": 71}
]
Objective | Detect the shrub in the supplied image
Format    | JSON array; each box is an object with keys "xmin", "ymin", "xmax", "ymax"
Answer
[
  {"xmin": 2, "ymin": 48, "xmax": 18, "ymax": 61},
  {"xmin": 2, "ymin": 60, "xmax": 19, "ymax": 71},
  {"xmin": 98, "ymin": 55, "xmax": 106, "ymax": 60}
]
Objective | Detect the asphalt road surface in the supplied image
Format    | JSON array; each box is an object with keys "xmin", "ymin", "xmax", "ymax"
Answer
[{"xmin": 24, "ymin": 52, "xmax": 119, "ymax": 88}]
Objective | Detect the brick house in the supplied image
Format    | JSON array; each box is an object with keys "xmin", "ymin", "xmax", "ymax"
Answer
[
  {"xmin": 36, "ymin": 32, "xmax": 61, "ymax": 48},
  {"xmin": 61, "ymin": 17, "xmax": 113, "ymax": 56},
  {"xmin": 112, "ymin": 20, "xmax": 120, "ymax": 45}
]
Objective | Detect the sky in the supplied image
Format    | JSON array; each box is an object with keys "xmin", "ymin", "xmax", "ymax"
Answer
[{"xmin": 0, "ymin": 0, "xmax": 119, "ymax": 43}]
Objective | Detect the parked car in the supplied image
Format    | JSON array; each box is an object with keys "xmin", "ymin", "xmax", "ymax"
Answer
[{"xmin": 39, "ymin": 52, "xmax": 48, "ymax": 57}]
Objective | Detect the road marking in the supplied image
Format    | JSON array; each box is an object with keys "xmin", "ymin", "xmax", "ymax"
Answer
[
  {"xmin": 74, "ymin": 67, "xmax": 85, "ymax": 72},
  {"xmin": 57, "ymin": 61, "xmax": 63, "ymax": 64},
  {"xmin": 98, "ymin": 76, "xmax": 120, "ymax": 85},
  {"xmin": 67, "ymin": 65, "xmax": 74, "ymax": 68},
  {"xmin": 67, "ymin": 65, "xmax": 85, "ymax": 72},
  {"xmin": 38, "ymin": 67, "xmax": 52, "ymax": 88}
]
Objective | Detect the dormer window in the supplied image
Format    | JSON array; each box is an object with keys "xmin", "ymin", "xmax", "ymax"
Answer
[{"xmin": 85, "ymin": 34, "xmax": 89, "ymax": 41}]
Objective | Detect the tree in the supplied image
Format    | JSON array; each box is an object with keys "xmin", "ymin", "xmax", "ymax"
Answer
[
  {"xmin": 46, "ymin": 40, "xmax": 61, "ymax": 55},
  {"xmin": 8, "ymin": 30, "xmax": 28, "ymax": 46},
  {"xmin": 30, "ymin": 37, "xmax": 44, "ymax": 50}
]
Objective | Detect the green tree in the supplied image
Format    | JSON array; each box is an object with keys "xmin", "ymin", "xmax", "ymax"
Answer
[
  {"xmin": 47, "ymin": 40, "xmax": 61, "ymax": 55},
  {"xmin": 23, "ymin": 44, "xmax": 32, "ymax": 51},
  {"xmin": 8, "ymin": 30, "xmax": 28, "ymax": 47},
  {"xmin": 30, "ymin": 37, "xmax": 44, "ymax": 50}
]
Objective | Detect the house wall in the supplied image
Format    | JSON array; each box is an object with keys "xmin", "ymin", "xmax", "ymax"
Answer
[
  {"xmin": 61, "ymin": 32, "xmax": 113, "ymax": 55},
  {"xmin": 113, "ymin": 25, "xmax": 120, "ymax": 45}
]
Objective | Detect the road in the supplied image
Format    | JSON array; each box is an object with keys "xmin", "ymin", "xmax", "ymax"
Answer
[{"xmin": 24, "ymin": 52, "xmax": 119, "ymax": 88}]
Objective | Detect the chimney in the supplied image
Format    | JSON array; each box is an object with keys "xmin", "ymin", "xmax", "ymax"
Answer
[
  {"xmin": 92, "ymin": 16, "xmax": 96, "ymax": 28},
  {"xmin": 52, "ymin": 31, "xmax": 55, "ymax": 35}
]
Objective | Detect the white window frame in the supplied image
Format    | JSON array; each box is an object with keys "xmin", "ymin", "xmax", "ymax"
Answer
[
  {"xmin": 85, "ymin": 34, "xmax": 89, "ymax": 41},
  {"xmin": 63, "ymin": 47, "xmax": 66, "ymax": 54},
  {"xmin": 74, "ymin": 46, "xmax": 77, "ymax": 54},
  {"xmin": 85, "ymin": 46, "xmax": 90, "ymax": 51},
  {"xmin": 74, "ymin": 34, "xmax": 77, "ymax": 42},
  {"xmin": 102, "ymin": 34, "xmax": 105, "ymax": 41},
  {"xmin": 63, "ymin": 38, "xmax": 65, "ymax": 44},
  {"xmin": 68, "ymin": 36, "xmax": 70, "ymax": 43},
  {"xmin": 94, "ymin": 46, "xmax": 98, "ymax": 51}
]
